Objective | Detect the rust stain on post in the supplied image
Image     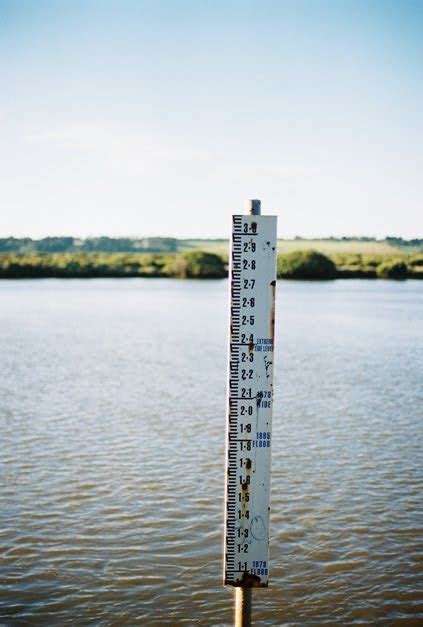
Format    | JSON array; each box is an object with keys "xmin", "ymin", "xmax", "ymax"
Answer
[
  {"xmin": 233, "ymin": 571, "xmax": 264, "ymax": 588},
  {"xmin": 269, "ymin": 280, "xmax": 276, "ymax": 343}
]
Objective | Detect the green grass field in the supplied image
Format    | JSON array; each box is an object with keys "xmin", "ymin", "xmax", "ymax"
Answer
[{"xmin": 180, "ymin": 239, "xmax": 406, "ymax": 256}]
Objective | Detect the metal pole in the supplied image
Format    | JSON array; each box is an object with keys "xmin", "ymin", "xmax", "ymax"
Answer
[
  {"xmin": 248, "ymin": 199, "xmax": 261, "ymax": 216},
  {"xmin": 235, "ymin": 586, "xmax": 252, "ymax": 627},
  {"xmin": 233, "ymin": 198, "xmax": 261, "ymax": 627}
]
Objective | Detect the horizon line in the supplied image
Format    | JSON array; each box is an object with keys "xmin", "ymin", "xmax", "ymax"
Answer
[{"xmin": 0, "ymin": 234, "xmax": 421, "ymax": 242}]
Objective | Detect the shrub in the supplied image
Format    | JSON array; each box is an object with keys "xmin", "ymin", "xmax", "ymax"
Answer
[
  {"xmin": 277, "ymin": 250, "xmax": 336, "ymax": 280},
  {"xmin": 336, "ymin": 267, "xmax": 377, "ymax": 279},
  {"xmin": 341, "ymin": 254, "xmax": 362, "ymax": 267},
  {"xmin": 409, "ymin": 254, "xmax": 423, "ymax": 267},
  {"xmin": 164, "ymin": 250, "xmax": 226, "ymax": 278},
  {"xmin": 362, "ymin": 256, "xmax": 383, "ymax": 268},
  {"xmin": 377, "ymin": 259, "xmax": 408, "ymax": 279}
]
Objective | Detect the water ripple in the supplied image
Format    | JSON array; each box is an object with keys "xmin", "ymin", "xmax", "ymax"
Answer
[{"xmin": 0, "ymin": 279, "xmax": 422, "ymax": 624}]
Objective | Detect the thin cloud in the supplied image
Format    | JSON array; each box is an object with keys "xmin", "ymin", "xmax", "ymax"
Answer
[
  {"xmin": 26, "ymin": 124, "xmax": 321, "ymax": 184},
  {"xmin": 26, "ymin": 124, "xmax": 209, "ymax": 176}
]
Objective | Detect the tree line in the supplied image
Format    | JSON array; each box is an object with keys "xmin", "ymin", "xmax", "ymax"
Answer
[{"xmin": 0, "ymin": 236, "xmax": 178, "ymax": 253}]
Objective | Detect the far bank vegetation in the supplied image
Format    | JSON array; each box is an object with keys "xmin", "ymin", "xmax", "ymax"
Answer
[{"xmin": 0, "ymin": 249, "xmax": 422, "ymax": 280}]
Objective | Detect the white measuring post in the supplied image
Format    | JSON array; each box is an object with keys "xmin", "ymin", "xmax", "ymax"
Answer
[{"xmin": 224, "ymin": 199, "xmax": 277, "ymax": 626}]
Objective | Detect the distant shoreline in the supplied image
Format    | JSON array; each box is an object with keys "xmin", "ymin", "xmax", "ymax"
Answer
[
  {"xmin": 0, "ymin": 250, "xmax": 422, "ymax": 280},
  {"xmin": 1, "ymin": 275, "xmax": 422, "ymax": 281}
]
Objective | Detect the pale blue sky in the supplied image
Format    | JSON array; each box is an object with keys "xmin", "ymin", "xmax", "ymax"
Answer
[{"xmin": 0, "ymin": 0, "xmax": 422, "ymax": 238}]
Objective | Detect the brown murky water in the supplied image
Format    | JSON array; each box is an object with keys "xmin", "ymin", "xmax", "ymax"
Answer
[{"xmin": 0, "ymin": 279, "xmax": 422, "ymax": 624}]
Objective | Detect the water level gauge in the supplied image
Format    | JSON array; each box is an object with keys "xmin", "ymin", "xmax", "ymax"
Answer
[{"xmin": 224, "ymin": 212, "xmax": 277, "ymax": 588}]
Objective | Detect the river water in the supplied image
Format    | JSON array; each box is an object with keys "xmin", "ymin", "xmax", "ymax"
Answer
[{"xmin": 0, "ymin": 279, "xmax": 422, "ymax": 625}]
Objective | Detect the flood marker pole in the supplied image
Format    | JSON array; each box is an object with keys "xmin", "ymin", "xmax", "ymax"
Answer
[{"xmin": 224, "ymin": 200, "xmax": 277, "ymax": 626}]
